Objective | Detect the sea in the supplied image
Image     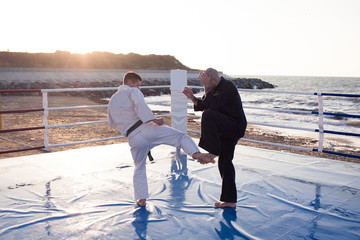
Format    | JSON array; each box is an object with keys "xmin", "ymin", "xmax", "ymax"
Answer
[{"xmin": 145, "ymin": 75, "xmax": 360, "ymax": 150}]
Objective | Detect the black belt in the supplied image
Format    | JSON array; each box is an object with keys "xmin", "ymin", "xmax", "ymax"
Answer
[
  {"xmin": 126, "ymin": 120, "xmax": 143, "ymax": 137},
  {"xmin": 126, "ymin": 120, "xmax": 154, "ymax": 161}
]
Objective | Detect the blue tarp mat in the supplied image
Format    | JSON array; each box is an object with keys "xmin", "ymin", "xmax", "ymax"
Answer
[{"xmin": 0, "ymin": 141, "xmax": 359, "ymax": 239}]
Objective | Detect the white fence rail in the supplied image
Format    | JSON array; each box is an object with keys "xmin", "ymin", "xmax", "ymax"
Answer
[{"xmin": 1, "ymin": 70, "xmax": 359, "ymax": 159}]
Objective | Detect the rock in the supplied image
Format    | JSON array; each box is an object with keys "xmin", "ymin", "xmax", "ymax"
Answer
[
  {"xmin": 232, "ymin": 77, "xmax": 276, "ymax": 89},
  {"xmin": 0, "ymin": 71, "xmax": 275, "ymax": 98}
]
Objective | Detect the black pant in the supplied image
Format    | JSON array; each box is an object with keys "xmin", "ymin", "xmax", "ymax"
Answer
[{"xmin": 198, "ymin": 110, "xmax": 241, "ymax": 203}]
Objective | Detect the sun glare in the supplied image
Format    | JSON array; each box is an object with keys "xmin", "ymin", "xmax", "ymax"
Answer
[{"xmin": 1, "ymin": 0, "xmax": 360, "ymax": 76}]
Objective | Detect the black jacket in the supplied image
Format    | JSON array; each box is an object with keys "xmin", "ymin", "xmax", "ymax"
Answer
[{"xmin": 194, "ymin": 77, "xmax": 247, "ymax": 137}]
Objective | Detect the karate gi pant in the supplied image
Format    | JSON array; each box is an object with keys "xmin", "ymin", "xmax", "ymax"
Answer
[
  {"xmin": 128, "ymin": 122, "xmax": 199, "ymax": 200},
  {"xmin": 198, "ymin": 110, "xmax": 241, "ymax": 203}
]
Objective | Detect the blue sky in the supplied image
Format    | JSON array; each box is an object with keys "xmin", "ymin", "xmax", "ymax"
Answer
[{"xmin": 1, "ymin": 0, "xmax": 360, "ymax": 77}]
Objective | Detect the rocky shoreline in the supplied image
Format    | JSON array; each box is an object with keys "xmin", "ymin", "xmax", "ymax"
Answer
[
  {"xmin": 0, "ymin": 68, "xmax": 275, "ymax": 98},
  {"xmin": 138, "ymin": 76, "xmax": 275, "ymax": 96}
]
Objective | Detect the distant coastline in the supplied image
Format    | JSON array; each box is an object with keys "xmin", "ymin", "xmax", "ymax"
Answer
[{"xmin": 0, "ymin": 51, "xmax": 275, "ymax": 97}]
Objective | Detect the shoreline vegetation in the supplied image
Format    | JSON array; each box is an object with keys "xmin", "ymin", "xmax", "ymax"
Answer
[{"xmin": 0, "ymin": 51, "xmax": 192, "ymax": 70}]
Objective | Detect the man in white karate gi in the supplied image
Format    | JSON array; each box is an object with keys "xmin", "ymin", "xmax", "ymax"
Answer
[{"xmin": 108, "ymin": 71, "xmax": 215, "ymax": 207}]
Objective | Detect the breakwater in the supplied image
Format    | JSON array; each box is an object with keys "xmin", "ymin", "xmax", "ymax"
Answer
[{"xmin": 0, "ymin": 68, "xmax": 275, "ymax": 97}]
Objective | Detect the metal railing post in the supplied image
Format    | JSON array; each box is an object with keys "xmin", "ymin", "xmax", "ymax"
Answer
[
  {"xmin": 317, "ymin": 93, "xmax": 324, "ymax": 152},
  {"xmin": 42, "ymin": 91, "xmax": 49, "ymax": 148},
  {"xmin": 0, "ymin": 95, "xmax": 2, "ymax": 130}
]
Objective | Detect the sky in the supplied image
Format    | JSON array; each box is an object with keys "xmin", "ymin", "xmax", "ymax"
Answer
[{"xmin": 1, "ymin": 0, "xmax": 360, "ymax": 77}]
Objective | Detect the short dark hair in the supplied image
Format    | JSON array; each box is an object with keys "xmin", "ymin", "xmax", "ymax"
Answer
[{"xmin": 123, "ymin": 71, "xmax": 142, "ymax": 84}]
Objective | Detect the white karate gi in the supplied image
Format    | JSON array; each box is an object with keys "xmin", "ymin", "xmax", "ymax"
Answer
[{"xmin": 108, "ymin": 85, "xmax": 200, "ymax": 200}]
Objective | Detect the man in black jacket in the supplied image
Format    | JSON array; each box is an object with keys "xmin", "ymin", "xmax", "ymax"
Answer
[{"xmin": 183, "ymin": 68, "xmax": 247, "ymax": 208}]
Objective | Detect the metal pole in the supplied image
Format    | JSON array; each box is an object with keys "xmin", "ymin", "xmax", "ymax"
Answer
[
  {"xmin": 317, "ymin": 93, "xmax": 324, "ymax": 152},
  {"xmin": 0, "ymin": 95, "xmax": 2, "ymax": 130},
  {"xmin": 42, "ymin": 91, "xmax": 49, "ymax": 148}
]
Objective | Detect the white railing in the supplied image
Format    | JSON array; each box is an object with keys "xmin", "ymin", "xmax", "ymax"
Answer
[
  {"xmin": 1, "ymin": 70, "xmax": 359, "ymax": 159},
  {"xmin": 188, "ymin": 86, "xmax": 360, "ymax": 159}
]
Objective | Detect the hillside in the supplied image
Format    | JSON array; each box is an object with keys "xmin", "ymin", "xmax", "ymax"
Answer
[{"xmin": 0, "ymin": 51, "xmax": 192, "ymax": 70}]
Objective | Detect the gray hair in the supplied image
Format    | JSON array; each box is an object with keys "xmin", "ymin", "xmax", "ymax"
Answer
[{"xmin": 205, "ymin": 68, "xmax": 220, "ymax": 83}]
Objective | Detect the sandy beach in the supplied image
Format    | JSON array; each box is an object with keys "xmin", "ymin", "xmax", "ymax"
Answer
[{"xmin": 0, "ymin": 95, "xmax": 359, "ymax": 163}]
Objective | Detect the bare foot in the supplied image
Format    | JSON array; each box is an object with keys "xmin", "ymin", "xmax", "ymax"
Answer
[
  {"xmin": 215, "ymin": 201, "xmax": 236, "ymax": 208},
  {"xmin": 192, "ymin": 152, "xmax": 215, "ymax": 164},
  {"xmin": 136, "ymin": 199, "xmax": 146, "ymax": 207}
]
